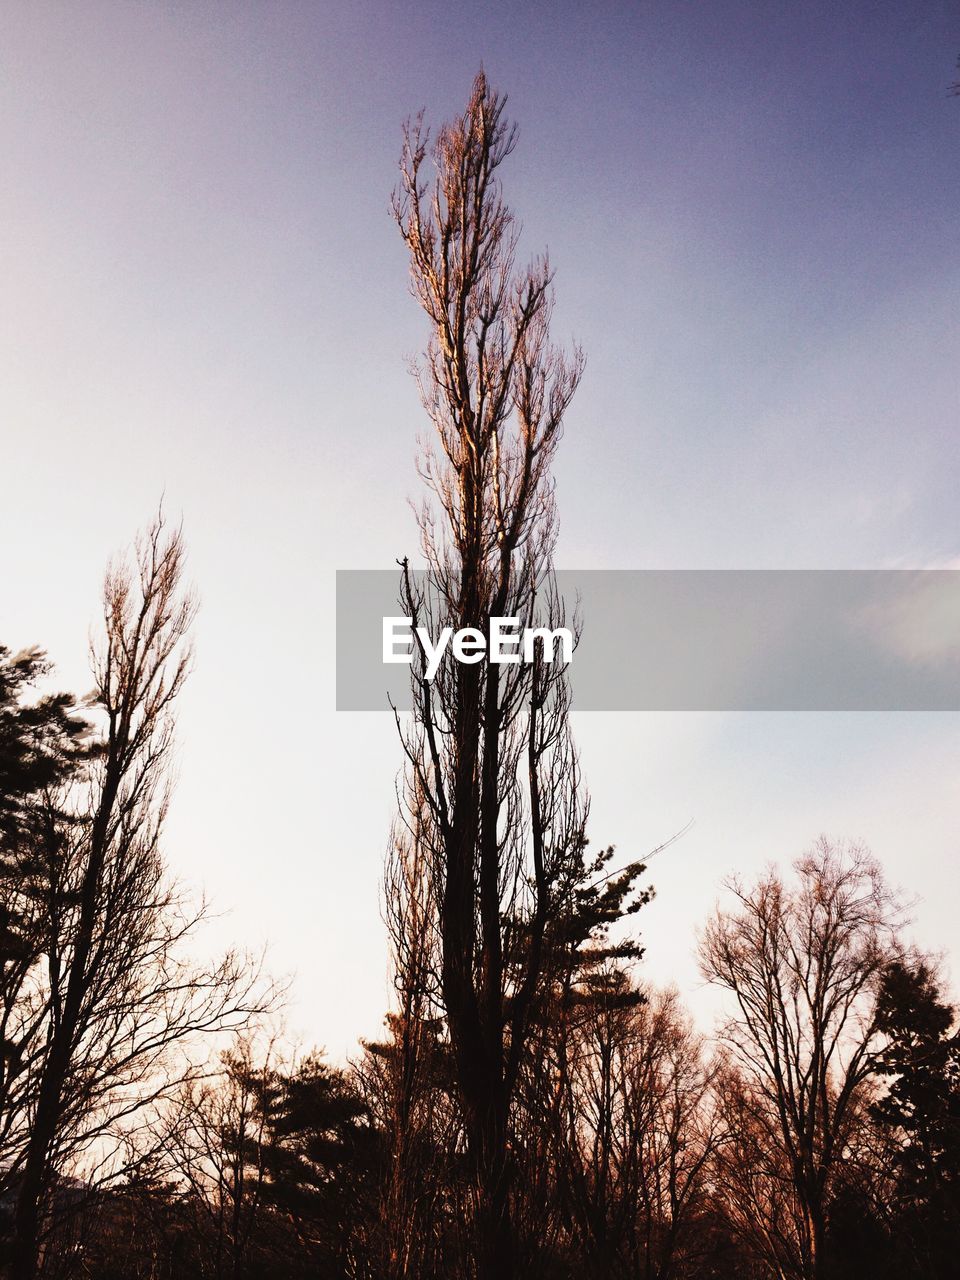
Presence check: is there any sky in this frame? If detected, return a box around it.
[1,1,958,1057]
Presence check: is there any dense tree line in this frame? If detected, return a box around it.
[2,74,957,1279]
[1,748,956,1280]
[0,529,955,1278]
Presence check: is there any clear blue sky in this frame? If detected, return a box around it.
[1,1,958,1054]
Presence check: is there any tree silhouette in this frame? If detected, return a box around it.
[0,646,90,1141]
[4,517,271,1280]
[391,71,648,1277]
[699,840,907,1280]
[871,959,960,1277]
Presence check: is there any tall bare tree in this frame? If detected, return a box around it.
[699,839,907,1280]
[392,72,646,1277]
[5,516,269,1280]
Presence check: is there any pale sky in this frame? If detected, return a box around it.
[2,2,958,1056]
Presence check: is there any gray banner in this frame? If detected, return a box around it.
[336,570,960,711]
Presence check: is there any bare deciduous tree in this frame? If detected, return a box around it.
[550,980,718,1279]
[391,71,645,1278]
[169,1035,276,1280]
[358,803,463,1280]
[5,516,272,1280]
[699,839,907,1280]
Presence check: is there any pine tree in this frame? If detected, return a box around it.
[872,959,960,1276]
[0,645,90,1208]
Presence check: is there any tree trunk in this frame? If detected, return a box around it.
[8,1174,43,1280]
[476,1147,513,1280]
